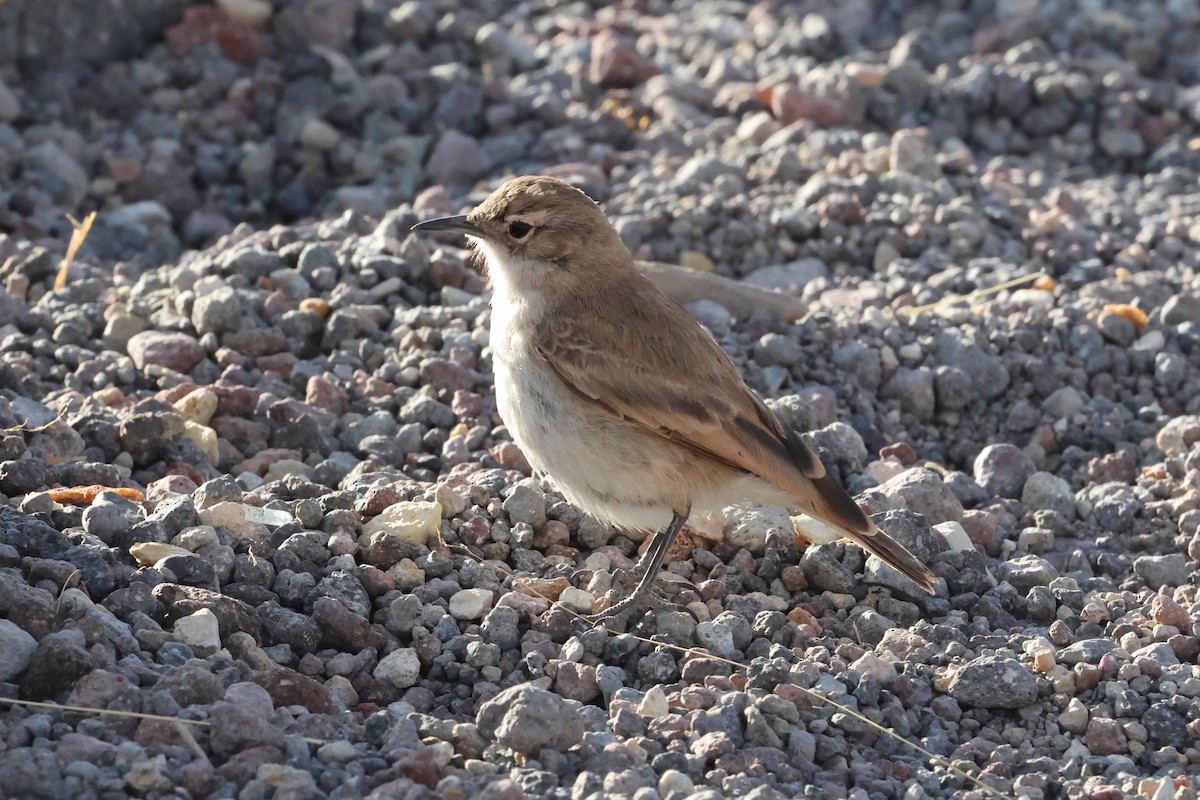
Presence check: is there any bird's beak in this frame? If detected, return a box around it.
[410,215,480,237]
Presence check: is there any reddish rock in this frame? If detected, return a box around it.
[460,516,491,547]
[451,390,483,419]
[232,448,302,476]
[146,474,200,507]
[212,384,260,417]
[879,442,918,464]
[496,590,550,617]
[210,416,269,455]
[533,520,570,550]
[490,442,531,475]
[127,331,205,373]
[359,565,395,597]
[589,29,657,89]
[424,130,488,187]
[355,484,404,518]
[305,375,349,416]
[257,352,297,374]
[1169,634,1200,662]
[768,84,844,127]
[216,745,284,784]
[53,733,116,771]
[554,661,599,703]
[1074,663,1102,691]
[134,718,190,750]
[253,667,334,714]
[121,149,202,219]
[412,185,456,219]
[359,531,410,570]
[780,564,808,593]
[420,358,475,393]
[1088,451,1137,485]
[106,156,141,184]
[961,509,1000,551]
[1083,718,1126,756]
[179,761,214,797]
[312,597,383,651]
[1048,619,1074,646]
[691,731,737,760]
[153,663,225,707]
[67,669,139,711]
[1151,592,1191,630]
[396,748,440,789]
[681,657,732,687]
[226,327,286,357]
[166,6,262,65]
[161,465,205,489]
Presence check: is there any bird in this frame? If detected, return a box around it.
[412,175,937,622]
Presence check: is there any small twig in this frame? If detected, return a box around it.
[900,271,1047,316]
[2,404,69,434]
[0,698,328,746]
[54,211,97,291]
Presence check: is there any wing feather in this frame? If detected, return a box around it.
[533,283,855,521]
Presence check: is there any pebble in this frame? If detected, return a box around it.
[973,443,1036,499]
[876,467,964,524]
[374,648,421,689]
[0,618,36,680]
[360,500,442,544]
[476,683,585,755]
[449,588,494,620]
[1021,472,1076,519]
[947,656,1039,709]
[424,130,488,186]
[502,482,546,528]
[1133,554,1190,589]
[173,608,222,653]
[882,367,936,421]
[126,331,206,373]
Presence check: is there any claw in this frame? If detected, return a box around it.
[569,509,690,630]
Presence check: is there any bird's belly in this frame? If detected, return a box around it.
[493,353,687,531]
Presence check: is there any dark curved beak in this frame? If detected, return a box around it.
[410,215,480,237]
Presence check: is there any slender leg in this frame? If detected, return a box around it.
[582,508,689,625]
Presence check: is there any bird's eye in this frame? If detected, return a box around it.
[508,221,533,239]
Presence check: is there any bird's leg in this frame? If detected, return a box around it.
[582,508,689,626]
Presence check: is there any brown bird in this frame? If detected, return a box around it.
[413,176,937,621]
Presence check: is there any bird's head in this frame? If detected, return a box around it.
[412,175,632,293]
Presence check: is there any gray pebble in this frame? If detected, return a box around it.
[973,443,1036,499]
[1133,554,1190,589]
[1021,472,1075,518]
[947,656,1038,709]
[476,683,584,755]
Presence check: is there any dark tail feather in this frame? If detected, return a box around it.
[843,524,938,593]
[786,451,939,594]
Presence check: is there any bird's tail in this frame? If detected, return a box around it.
[790,471,938,594]
[793,514,938,593]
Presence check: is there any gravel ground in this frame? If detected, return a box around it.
[1,1,1199,798]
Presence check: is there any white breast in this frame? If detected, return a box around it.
[482,243,697,532]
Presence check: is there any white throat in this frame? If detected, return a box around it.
[473,237,550,309]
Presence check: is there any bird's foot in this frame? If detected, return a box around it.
[573,510,691,631]
[579,587,677,630]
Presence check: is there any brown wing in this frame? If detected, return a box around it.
[534,278,937,593]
